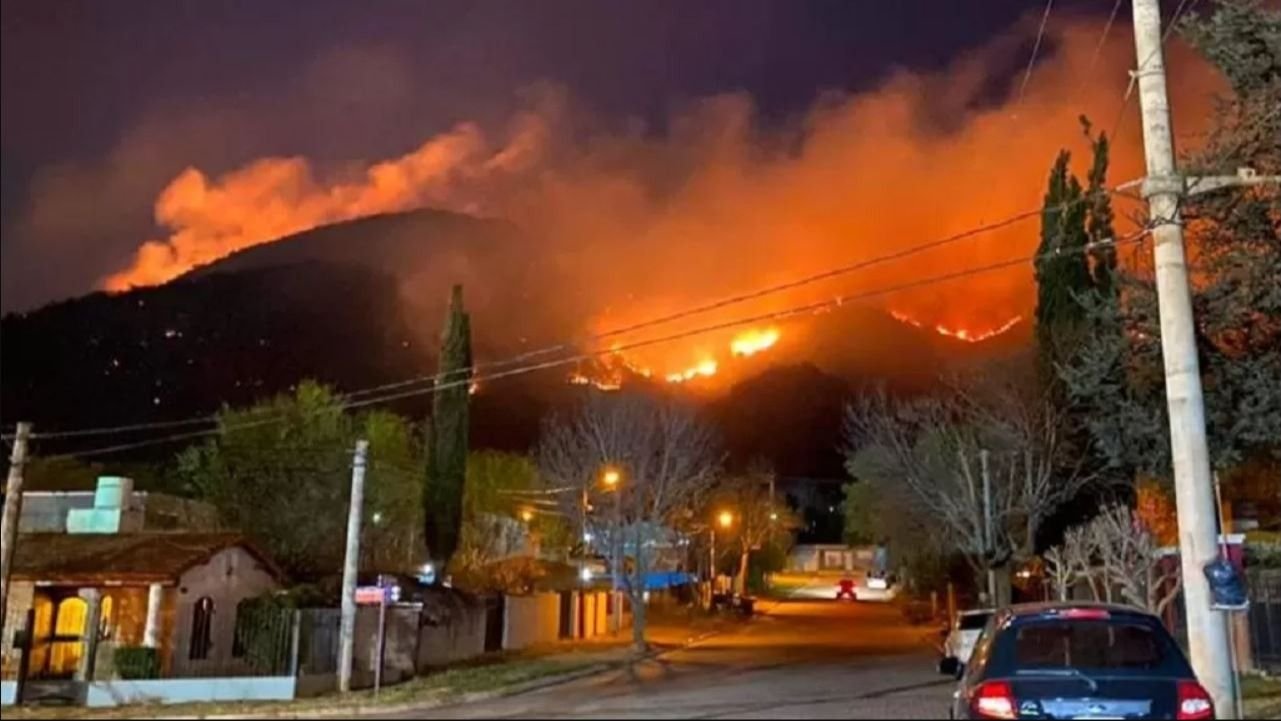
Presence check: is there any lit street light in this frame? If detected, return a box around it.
[718,510,734,529]
[602,468,621,488]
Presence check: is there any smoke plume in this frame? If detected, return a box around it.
[99,14,1218,374]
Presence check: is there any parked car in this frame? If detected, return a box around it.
[940,603,1215,720]
[939,608,994,672]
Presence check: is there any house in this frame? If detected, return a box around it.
[786,544,877,573]
[1,477,283,684]
[2,533,284,681]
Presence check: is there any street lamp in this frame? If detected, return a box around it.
[710,510,735,589]
[602,468,621,488]
[520,508,534,523]
[600,465,624,635]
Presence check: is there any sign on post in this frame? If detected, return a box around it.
[355,586,390,605]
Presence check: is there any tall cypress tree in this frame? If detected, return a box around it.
[424,285,472,570]
[1083,124,1118,295]
[1034,150,1093,369]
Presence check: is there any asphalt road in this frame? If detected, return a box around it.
[409,582,957,719]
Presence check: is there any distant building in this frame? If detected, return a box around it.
[14,476,218,534]
[787,544,876,574]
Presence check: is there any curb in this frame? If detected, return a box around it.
[191,620,744,720]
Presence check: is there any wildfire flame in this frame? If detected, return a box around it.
[666,359,718,384]
[566,327,781,389]
[890,310,1024,344]
[730,327,780,357]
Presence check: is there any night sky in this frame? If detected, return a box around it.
[1,0,1117,312]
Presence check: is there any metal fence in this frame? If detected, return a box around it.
[1248,569,1281,672]
[169,603,297,679]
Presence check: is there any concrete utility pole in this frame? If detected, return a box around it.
[337,440,369,693]
[0,422,33,635]
[1129,1,1238,715]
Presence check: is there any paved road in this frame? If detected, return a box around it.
[409,586,956,719]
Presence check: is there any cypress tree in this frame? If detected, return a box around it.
[424,285,472,570]
[1034,150,1093,368]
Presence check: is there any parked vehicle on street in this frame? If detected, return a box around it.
[940,603,1215,720]
[939,608,994,672]
[836,578,857,601]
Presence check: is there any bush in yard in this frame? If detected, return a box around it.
[113,647,159,680]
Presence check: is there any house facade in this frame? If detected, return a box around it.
[1,477,282,683]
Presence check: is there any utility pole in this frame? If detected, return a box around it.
[980,449,996,606]
[0,422,32,635]
[1128,1,1241,716]
[337,440,369,694]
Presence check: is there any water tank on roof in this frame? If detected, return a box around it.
[94,476,133,509]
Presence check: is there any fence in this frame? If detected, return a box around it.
[1248,569,1281,672]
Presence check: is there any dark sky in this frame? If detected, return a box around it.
[1,0,1112,312]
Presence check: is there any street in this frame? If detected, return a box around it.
[404,584,955,719]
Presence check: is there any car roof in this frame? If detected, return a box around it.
[960,608,994,616]
[999,601,1159,622]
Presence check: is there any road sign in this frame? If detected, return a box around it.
[355,586,389,605]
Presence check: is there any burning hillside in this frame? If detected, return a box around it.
[85,13,1217,388]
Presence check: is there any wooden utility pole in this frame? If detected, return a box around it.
[0,422,33,635]
[337,439,369,693]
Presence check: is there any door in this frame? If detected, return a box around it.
[483,595,505,653]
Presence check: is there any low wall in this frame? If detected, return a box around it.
[418,603,485,669]
[1,680,16,707]
[503,593,560,651]
[295,672,337,698]
[83,677,296,708]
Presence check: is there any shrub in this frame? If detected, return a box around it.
[113,647,159,680]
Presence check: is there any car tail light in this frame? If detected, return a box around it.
[1057,608,1111,620]
[1177,680,1214,720]
[971,681,1017,720]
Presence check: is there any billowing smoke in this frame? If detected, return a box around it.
[99,14,1218,375]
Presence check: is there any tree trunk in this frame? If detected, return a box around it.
[737,549,749,596]
[631,589,647,652]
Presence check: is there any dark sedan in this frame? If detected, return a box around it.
[941,603,1215,720]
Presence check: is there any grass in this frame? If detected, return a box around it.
[1242,673,1281,720]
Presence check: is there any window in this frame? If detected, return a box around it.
[959,612,992,630]
[189,597,214,660]
[1014,621,1165,669]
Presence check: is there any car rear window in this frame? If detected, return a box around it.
[959,613,991,630]
[1012,621,1167,669]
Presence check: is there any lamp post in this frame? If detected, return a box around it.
[710,510,734,593]
[602,466,623,634]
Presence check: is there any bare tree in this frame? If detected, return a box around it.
[1044,504,1181,613]
[844,361,1093,602]
[716,465,799,595]
[539,390,721,650]
[1043,546,1074,602]
[1089,504,1181,614]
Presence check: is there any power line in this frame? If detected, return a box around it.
[38,221,1157,461]
[17,185,1142,449]
[1086,0,1126,80]
[1110,0,1199,142]
[1017,0,1057,105]
[14,200,1061,442]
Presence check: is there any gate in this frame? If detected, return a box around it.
[558,591,574,639]
[482,595,505,653]
[1248,569,1281,672]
